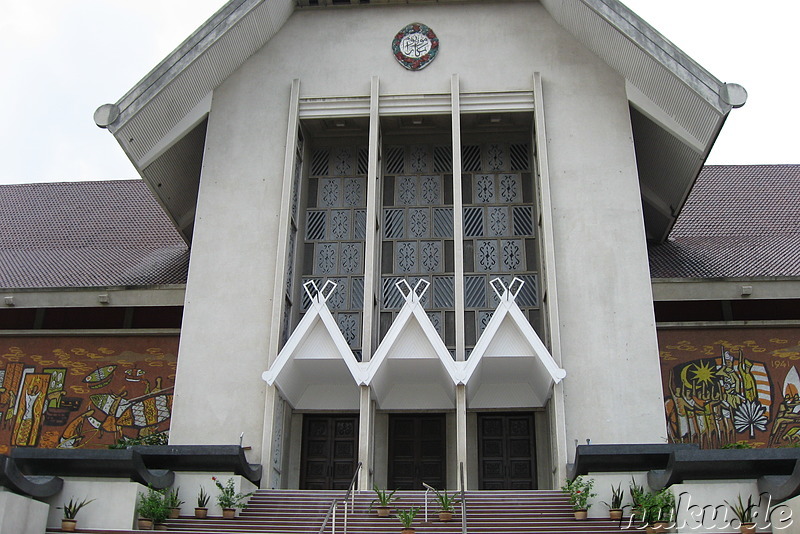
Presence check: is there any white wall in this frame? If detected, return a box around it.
[170,1,664,468]
[0,489,48,534]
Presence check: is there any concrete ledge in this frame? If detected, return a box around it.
[648,448,800,491]
[11,448,174,489]
[759,455,800,503]
[569,443,698,479]
[0,455,62,499]
[134,445,262,485]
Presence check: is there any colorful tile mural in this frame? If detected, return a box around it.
[659,328,800,448]
[0,336,177,453]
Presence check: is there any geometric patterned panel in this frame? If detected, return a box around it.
[498,174,521,203]
[381,142,454,350]
[462,141,540,348]
[512,206,534,236]
[298,143,368,355]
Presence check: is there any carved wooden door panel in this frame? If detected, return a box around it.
[388,414,446,490]
[478,413,536,490]
[300,414,359,490]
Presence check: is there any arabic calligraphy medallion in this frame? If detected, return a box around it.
[392,23,439,71]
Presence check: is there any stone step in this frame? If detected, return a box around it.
[45,489,702,534]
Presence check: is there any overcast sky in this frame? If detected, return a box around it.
[0,0,796,185]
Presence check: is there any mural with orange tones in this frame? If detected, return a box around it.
[0,336,177,454]
[658,328,800,449]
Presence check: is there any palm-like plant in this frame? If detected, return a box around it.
[60,497,95,520]
[370,484,398,510]
[725,494,757,525]
[397,507,419,529]
[434,489,459,511]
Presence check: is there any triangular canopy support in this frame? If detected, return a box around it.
[365,280,460,410]
[262,280,365,409]
[462,277,566,409]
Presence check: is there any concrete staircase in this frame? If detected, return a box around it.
[48,489,641,533]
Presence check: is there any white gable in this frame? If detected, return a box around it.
[262,281,365,409]
[463,278,566,408]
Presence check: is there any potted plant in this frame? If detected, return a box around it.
[433,488,459,521]
[165,487,184,519]
[562,476,596,520]
[635,488,675,533]
[601,483,628,520]
[725,494,757,534]
[137,486,169,530]
[58,497,94,532]
[397,507,419,534]
[369,484,397,517]
[195,486,210,518]
[213,476,255,519]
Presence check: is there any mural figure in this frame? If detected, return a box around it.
[769,367,800,446]
[664,346,771,448]
[660,330,800,448]
[0,337,177,450]
[12,374,50,447]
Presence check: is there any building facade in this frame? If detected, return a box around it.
[2,0,754,495]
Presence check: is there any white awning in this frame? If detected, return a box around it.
[262,281,365,410]
[462,279,566,409]
[365,280,460,410]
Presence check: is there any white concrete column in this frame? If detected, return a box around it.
[260,79,301,485]
[359,76,380,490]
[362,75,381,362]
[450,74,465,361]
[358,385,374,489]
[456,384,468,489]
[533,72,567,487]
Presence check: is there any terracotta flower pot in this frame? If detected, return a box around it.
[154,522,168,530]
[138,517,154,530]
[401,529,415,534]
[222,507,236,519]
[646,520,670,534]
[194,507,208,518]
[61,519,77,532]
[574,509,588,520]
[439,510,453,521]
[169,507,180,519]
[376,506,390,517]
[609,508,623,521]
[740,522,756,534]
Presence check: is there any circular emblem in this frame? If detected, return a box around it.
[392,23,439,71]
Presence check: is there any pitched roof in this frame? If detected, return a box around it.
[96,0,744,245]
[4,164,795,290]
[0,180,188,289]
[648,165,800,279]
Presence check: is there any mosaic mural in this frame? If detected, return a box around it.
[0,336,177,452]
[659,328,800,448]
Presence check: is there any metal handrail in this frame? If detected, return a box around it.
[341,462,362,534]
[317,462,362,534]
[318,499,340,534]
[422,482,436,522]
[460,462,467,534]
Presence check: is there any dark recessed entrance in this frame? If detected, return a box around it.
[300,414,359,490]
[388,414,446,490]
[478,412,537,489]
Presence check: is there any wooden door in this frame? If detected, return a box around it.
[478,413,537,489]
[388,414,446,490]
[300,414,359,489]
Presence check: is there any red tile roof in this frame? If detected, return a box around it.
[0,180,188,288]
[649,165,800,278]
[2,165,797,289]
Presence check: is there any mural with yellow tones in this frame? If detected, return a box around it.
[659,328,800,448]
[0,336,177,453]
